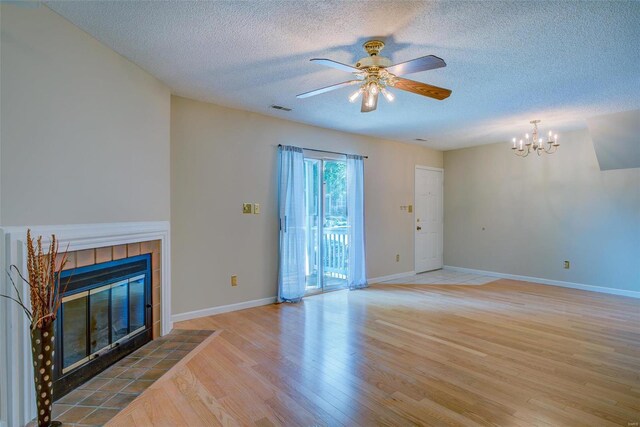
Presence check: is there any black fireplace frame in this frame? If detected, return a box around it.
[53,254,152,399]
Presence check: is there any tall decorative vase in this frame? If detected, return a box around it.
[1,230,67,427]
[30,321,56,427]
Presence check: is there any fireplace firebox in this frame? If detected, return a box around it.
[53,254,152,399]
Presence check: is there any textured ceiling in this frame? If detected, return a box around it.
[45,1,640,150]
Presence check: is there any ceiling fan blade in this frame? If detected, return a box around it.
[311,58,361,73]
[384,55,446,76]
[296,80,360,99]
[361,91,378,113]
[393,77,452,100]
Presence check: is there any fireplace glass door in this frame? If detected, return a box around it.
[129,275,146,333]
[111,280,129,343]
[89,285,110,354]
[61,293,88,371]
[60,274,148,374]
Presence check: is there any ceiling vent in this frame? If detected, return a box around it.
[270,105,292,112]
[414,138,428,142]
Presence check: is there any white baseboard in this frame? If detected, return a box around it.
[171,296,277,323]
[368,271,416,284]
[444,265,640,299]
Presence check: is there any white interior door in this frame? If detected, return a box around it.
[414,167,443,273]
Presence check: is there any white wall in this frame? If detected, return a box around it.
[444,128,640,292]
[0,4,170,226]
[171,96,443,315]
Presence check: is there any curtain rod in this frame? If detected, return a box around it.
[278,144,368,159]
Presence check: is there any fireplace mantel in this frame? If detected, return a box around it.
[0,221,171,427]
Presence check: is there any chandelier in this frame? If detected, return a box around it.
[511,120,559,157]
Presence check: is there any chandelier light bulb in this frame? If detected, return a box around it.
[512,137,517,149]
[381,88,394,102]
[370,83,379,95]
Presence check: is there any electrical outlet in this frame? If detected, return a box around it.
[563,261,570,269]
[231,275,238,286]
[396,254,400,262]
[242,203,253,214]
[254,203,260,214]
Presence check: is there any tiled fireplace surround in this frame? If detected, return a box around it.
[62,241,163,339]
[0,222,171,427]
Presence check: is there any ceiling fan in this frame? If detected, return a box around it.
[297,40,452,113]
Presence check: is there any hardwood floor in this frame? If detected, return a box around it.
[107,279,640,426]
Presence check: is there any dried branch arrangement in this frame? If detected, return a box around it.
[3,230,68,328]
[1,230,70,426]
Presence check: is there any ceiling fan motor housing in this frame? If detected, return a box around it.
[356,56,393,69]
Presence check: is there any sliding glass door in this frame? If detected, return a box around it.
[303,156,349,293]
[322,160,348,290]
[304,158,322,292]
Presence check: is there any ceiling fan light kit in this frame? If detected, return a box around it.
[511,120,559,158]
[297,40,452,113]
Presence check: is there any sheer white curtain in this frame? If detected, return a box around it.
[347,155,367,289]
[277,145,306,302]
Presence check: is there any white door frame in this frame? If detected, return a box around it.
[414,165,444,273]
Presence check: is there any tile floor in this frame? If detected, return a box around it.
[29,329,214,427]
[379,268,497,285]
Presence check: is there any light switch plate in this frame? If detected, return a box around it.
[231,275,238,286]
[242,203,253,214]
[254,203,260,214]
[408,205,413,213]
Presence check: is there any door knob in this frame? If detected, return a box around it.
[416,226,422,231]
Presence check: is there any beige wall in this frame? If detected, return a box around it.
[171,96,442,314]
[0,4,170,226]
[444,128,640,292]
